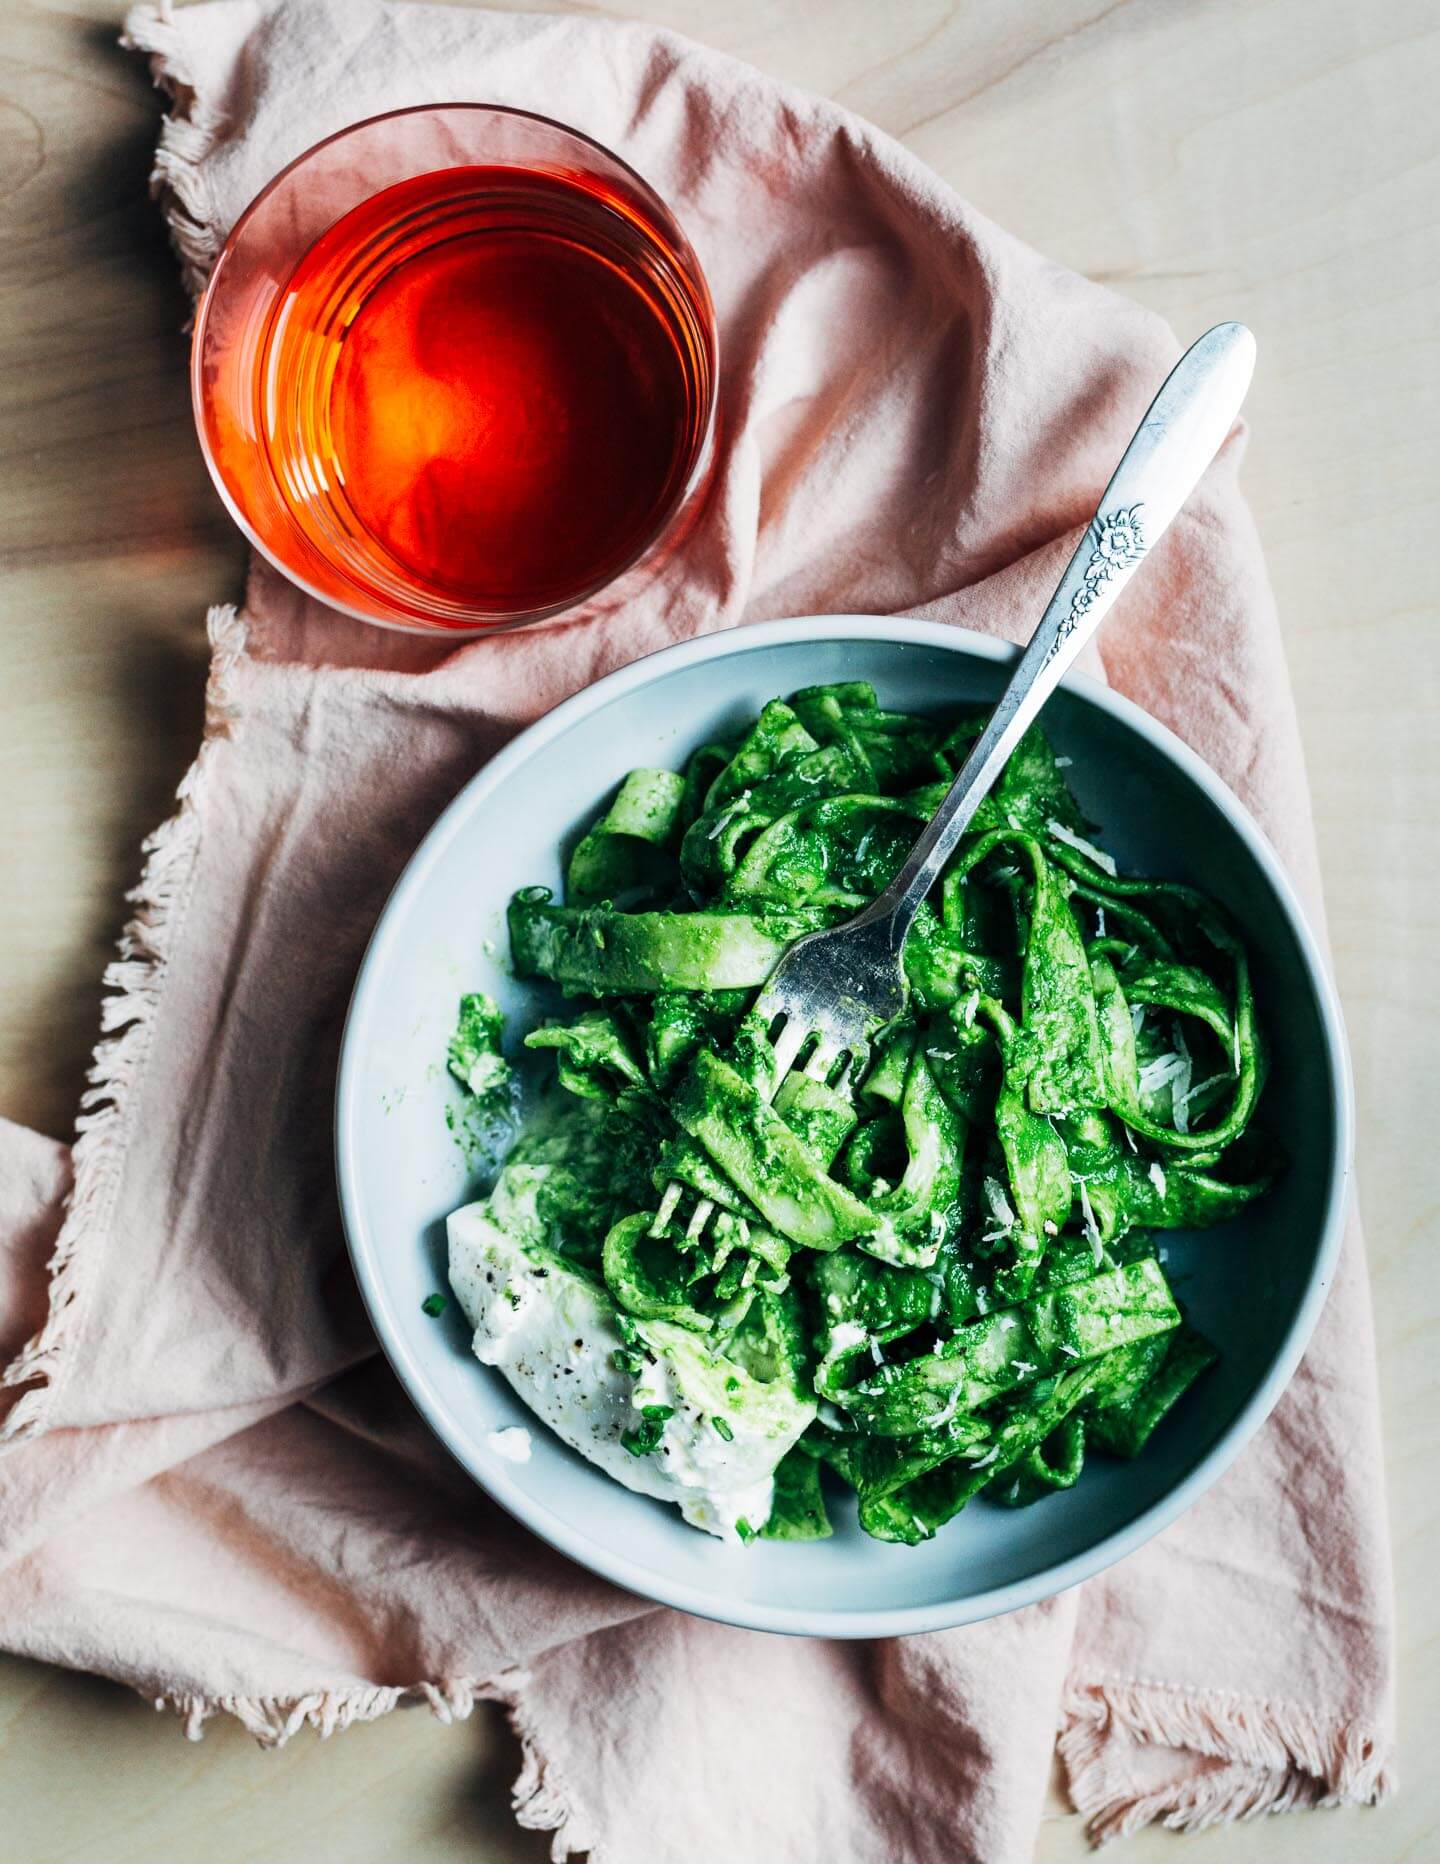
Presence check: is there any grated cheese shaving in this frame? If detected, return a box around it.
[1178,1071,1231,1123]
[1045,818,1118,875]
[1171,1024,1193,1132]
[1137,1052,1188,1097]
[983,1176,1017,1233]
[706,799,746,841]
[1078,1178,1103,1264]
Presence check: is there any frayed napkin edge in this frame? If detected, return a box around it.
[1059,1677,1394,1845]
[121,0,226,299]
[138,1660,1394,1858]
[151,1666,601,1860]
[0,605,248,1447]
[0,23,603,1860]
[0,0,238,1447]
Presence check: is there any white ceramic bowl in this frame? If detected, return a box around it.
[335,617,1351,1637]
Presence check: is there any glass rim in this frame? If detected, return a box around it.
[190,101,719,638]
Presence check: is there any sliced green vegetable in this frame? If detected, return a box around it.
[761,1444,833,1540]
[447,992,512,1110]
[989,1414,1087,1507]
[1088,1323,1218,1458]
[510,890,822,993]
[675,1050,879,1253]
[839,1257,1180,1437]
[567,767,686,907]
[525,1008,645,1102]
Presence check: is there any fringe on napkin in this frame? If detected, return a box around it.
[152,1668,600,1861]
[0,606,247,1447]
[144,1662,1392,1855]
[7,20,602,1858]
[1059,1678,1393,1843]
[1,0,246,1447]
[121,0,227,296]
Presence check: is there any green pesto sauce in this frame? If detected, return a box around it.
[446,684,1275,1546]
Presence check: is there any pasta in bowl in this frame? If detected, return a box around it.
[336,618,1350,1635]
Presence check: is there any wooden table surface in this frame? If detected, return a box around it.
[2,1,1436,1857]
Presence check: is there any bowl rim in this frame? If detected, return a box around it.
[334,614,1354,1638]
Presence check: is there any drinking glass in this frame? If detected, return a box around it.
[192,105,718,634]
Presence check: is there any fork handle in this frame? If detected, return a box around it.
[856,320,1257,951]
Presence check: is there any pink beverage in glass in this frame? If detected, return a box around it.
[193,108,718,633]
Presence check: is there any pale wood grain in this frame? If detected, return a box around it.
[0,0,1435,1857]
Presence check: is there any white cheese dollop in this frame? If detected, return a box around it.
[448,1188,814,1541]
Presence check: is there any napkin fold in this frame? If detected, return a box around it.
[0,2,1393,1856]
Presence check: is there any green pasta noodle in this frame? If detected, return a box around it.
[448,682,1276,1545]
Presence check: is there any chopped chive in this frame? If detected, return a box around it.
[620,1404,674,1457]
[712,1415,734,1441]
[421,1293,447,1318]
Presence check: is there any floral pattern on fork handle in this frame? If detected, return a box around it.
[1045,504,1146,662]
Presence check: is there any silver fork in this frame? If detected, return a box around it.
[661,322,1257,1240]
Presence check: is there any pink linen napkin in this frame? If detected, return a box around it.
[0,1,1394,1855]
